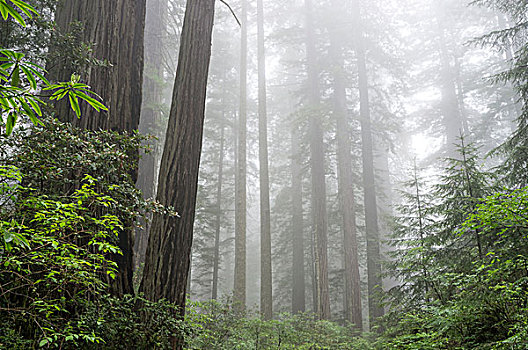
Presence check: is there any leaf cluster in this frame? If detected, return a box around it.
[0,0,107,135]
[0,171,122,348]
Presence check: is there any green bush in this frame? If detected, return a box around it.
[0,170,122,348]
[184,299,371,350]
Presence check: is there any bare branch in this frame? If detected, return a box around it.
[219,0,241,27]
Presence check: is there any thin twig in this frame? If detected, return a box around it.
[219,0,241,27]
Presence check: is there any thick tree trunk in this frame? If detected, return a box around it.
[328,15,362,329]
[351,0,384,325]
[212,125,225,300]
[304,0,330,320]
[291,124,306,314]
[139,0,216,339]
[257,0,273,321]
[52,1,145,134]
[52,0,146,297]
[234,0,248,308]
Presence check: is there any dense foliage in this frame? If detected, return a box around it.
[1,0,528,349]
[184,300,371,350]
[0,120,147,348]
[382,143,528,349]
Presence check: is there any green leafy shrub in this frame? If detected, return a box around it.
[0,118,148,250]
[184,299,371,349]
[74,294,183,350]
[0,119,153,348]
[0,170,122,348]
[380,186,528,349]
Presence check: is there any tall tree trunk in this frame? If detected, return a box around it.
[374,140,397,294]
[434,6,463,155]
[351,0,384,325]
[413,161,429,300]
[454,57,470,136]
[136,0,168,271]
[234,0,248,308]
[212,124,225,300]
[52,1,145,133]
[459,137,484,260]
[328,13,362,329]
[51,0,146,296]
[291,124,306,314]
[257,0,273,320]
[139,2,216,347]
[304,0,330,320]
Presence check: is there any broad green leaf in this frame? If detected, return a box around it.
[0,3,9,20]
[1,62,14,70]
[76,90,108,111]
[68,92,81,118]
[24,65,49,86]
[28,97,43,116]
[49,88,69,101]
[21,99,41,126]
[4,2,26,26]
[5,112,15,135]
[10,0,37,17]
[0,96,9,108]
[11,63,19,87]
[20,65,36,89]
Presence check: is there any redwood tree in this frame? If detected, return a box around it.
[352,0,384,324]
[257,0,273,320]
[305,0,331,320]
[234,0,248,308]
[328,3,362,328]
[51,0,146,296]
[140,0,216,330]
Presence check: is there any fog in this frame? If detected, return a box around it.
[136,0,518,328]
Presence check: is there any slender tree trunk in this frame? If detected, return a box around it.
[234,0,248,308]
[434,8,463,155]
[140,3,216,348]
[310,219,318,313]
[136,0,168,271]
[351,0,384,325]
[257,0,273,320]
[459,137,483,260]
[454,57,470,136]
[212,125,225,300]
[304,0,330,320]
[413,161,429,300]
[51,0,146,297]
[291,124,306,314]
[374,141,397,294]
[328,15,362,329]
